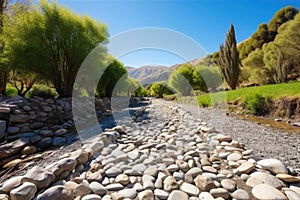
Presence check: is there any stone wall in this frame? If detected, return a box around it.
[0,96,73,141]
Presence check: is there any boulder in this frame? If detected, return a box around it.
[22,166,55,189]
[10,182,37,200]
[36,185,73,200]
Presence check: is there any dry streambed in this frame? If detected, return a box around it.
[0,99,300,200]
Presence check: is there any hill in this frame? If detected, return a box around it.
[126,66,173,86]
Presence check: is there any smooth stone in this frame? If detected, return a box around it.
[89,181,107,196]
[106,167,122,178]
[52,137,66,147]
[202,166,217,174]
[252,184,287,200]
[154,189,169,200]
[30,122,44,130]
[10,182,37,200]
[227,153,242,161]
[173,172,185,181]
[220,179,236,192]
[118,188,137,199]
[0,120,6,139]
[180,182,200,196]
[21,146,37,155]
[36,137,53,149]
[248,172,285,189]
[163,176,178,192]
[46,158,77,177]
[138,189,154,200]
[81,194,102,200]
[257,158,288,174]
[7,127,20,135]
[167,190,188,200]
[185,167,203,183]
[230,189,250,200]
[194,175,215,191]
[283,188,300,200]
[36,185,73,200]
[73,183,92,197]
[105,183,124,191]
[0,138,30,159]
[1,176,23,192]
[144,166,158,177]
[0,194,9,200]
[22,166,55,190]
[115,174,130,185]
[234,162,255,175]
[54,129,68,136]
[210,188,229,199]
[199,192,214,200]
[276,174,300,183]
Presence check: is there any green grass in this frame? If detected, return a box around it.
[197,81,300,107]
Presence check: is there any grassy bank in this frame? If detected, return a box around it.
[197,81,300,115]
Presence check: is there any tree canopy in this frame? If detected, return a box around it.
[3,0,108,97]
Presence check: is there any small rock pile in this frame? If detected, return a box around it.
[0,99,300,200]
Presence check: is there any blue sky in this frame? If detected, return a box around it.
[44,0,300,67]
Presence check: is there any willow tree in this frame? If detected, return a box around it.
[218,24,240,90]
[3,0,108,97]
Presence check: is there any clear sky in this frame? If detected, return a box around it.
[42,0,300,67]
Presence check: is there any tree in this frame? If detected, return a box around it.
[197,66,223,91]
[3,0,108,97]
[150,82,173,98]
[97,58,128,97]
[218,24,240,90]
[268,6,298,41]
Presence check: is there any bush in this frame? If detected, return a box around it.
[243,94,271,115]
[5,87,18,97]
[27,85,58,98]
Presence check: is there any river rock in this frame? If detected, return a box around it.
[138,189,154,200]
[30,122,44,130]
[154,189,169,199]
[36,185,73,200]
[163,176,178,192]
[1,176,23,192]
[257,158,288,174]
[118,188,137,199]
[7,127,20,135]
[0,137,30,159]
[0,194,9,200]
[167,190,188,200]
[230,189,250,200]
[36,137,53,149]
[22,166,55,189]
[10,114,29,123]
[247,171,285,189]
[180,182,200,196]
[234,161,255,175]
[276,174,300,183]
[221,179,236,192]
[81,194,102,200]
[21,146,37,155]
[89,181,107,196]
[10,182,37,200]
[46,158,77,177]
[194,175,215,191]
[252,184,287,200]
[52,137,66,147]
[210,188,229,199]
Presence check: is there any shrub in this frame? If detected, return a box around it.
[27,85,58,98]
[243,94,271,115]
[5,87,18,97]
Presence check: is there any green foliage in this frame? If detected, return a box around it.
[197,82,300,112]
[27,84,58,98]
[197,65,223,91]
[3,0,108,97]
[218,24,240,90]
[169,64,208,96]
[243,94,271,115]
[97,59,128,97]
[238,6,298,61]
[150,82,173,98]
[5,86,18,97]
[133,86,149,97]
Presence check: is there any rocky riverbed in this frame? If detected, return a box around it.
[0,98,300,200]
